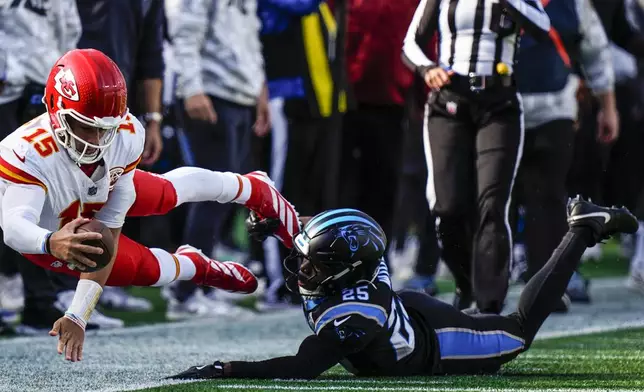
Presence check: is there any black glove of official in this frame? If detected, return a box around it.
[245,211,281,242]
[166,361,225,380]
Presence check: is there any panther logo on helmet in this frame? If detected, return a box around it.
[336,225,381,255]
[53,68,79,102]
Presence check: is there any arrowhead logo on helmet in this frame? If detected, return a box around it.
[45,49,128,165]
[53,68,80,102]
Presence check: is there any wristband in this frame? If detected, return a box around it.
[143,112,163,123]
[43,232,53,254]
[64,279,103,331]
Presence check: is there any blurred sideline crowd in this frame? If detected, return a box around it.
[0,0,644,334]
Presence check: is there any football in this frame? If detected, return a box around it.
[75,219,114,272]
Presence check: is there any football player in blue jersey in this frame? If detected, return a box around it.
[167,196,636,379]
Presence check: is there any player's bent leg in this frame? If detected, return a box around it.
[129,169,300,248]
[103,235,257,293]
[128,170,179,217]
[25,234,257,293]
[128,167,244,217]
[513,197,638,347]
[399,290,524,375]
[164,168,300,247]
[128,167,250,216]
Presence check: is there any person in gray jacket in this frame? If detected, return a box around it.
[512,0,617,312]
[168,0,270,317]
[0,0,80,134]
[0,0,82,332]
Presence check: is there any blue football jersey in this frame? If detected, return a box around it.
[302,261,435,376]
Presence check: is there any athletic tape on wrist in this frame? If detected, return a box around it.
[65,279,103,330]
[64,312,87,330]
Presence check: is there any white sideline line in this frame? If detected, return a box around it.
[214,385,638,392]
[535,320,644,340]
[276,379,452,384]
[523,354,644,360]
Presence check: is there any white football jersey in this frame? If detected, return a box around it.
[0,113,145,231]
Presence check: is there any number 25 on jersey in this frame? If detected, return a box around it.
[342,286,370,301]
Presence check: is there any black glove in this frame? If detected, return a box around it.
[166,361,225,380]
[245,211,280,242]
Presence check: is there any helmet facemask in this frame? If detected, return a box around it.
[284,241,365,297]
[50,99,124,165]
[284,248,326,296]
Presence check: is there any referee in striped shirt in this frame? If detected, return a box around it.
[402,0,550,314]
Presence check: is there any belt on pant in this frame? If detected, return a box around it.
[449,73,514,92]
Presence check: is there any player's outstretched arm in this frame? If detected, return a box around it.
[1,185,101,269]
[50,166,135,363]
[49,226,121,362]
[167,334,343,380]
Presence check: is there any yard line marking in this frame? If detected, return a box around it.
[273,379,452,384]
[215,385,640,392]
[521,354,644,360]
[536,320,644,340]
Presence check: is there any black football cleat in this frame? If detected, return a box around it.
[567,195,638,244]
[166,361,225,380]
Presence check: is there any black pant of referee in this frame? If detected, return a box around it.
[424,73,523,314]
[513,120,574,281]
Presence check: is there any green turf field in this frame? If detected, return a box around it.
[1,275,642,392]
[139,328,644,392]
[0,236,640,392]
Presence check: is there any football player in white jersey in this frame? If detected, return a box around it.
[0,49,300,362]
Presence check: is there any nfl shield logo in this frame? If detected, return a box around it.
[446,101,458,115]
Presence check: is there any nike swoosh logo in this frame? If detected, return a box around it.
[334,316,351,327]
[195,365,207,370]
[13,150,25,163]
[570,212,611,223]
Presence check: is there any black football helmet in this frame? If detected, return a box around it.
[284,208,387,296]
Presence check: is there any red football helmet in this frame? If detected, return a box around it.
[44,49,128,165]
